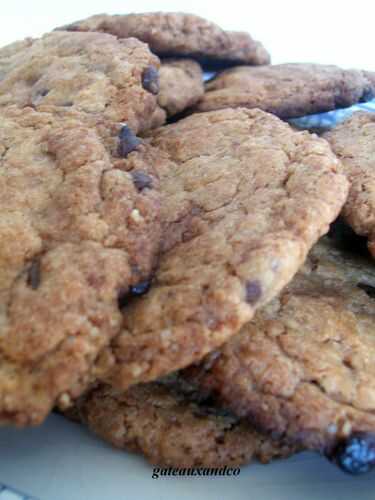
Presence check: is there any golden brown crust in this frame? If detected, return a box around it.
[196,64,375,118]
[0,106,161,425]
[184,238,375,452]
[324,112,375,257]
[158,59,204,116]
[94,108,348,391]
[73,380,297,467]
[0,31,163,133]
[56,12,270,67]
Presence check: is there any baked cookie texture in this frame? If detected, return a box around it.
[324,112,375,258]
[56,12,270,67]
[158,59,204,116]
[184,237,375,454]
[93,108,349,391]
[0,106,161,425]
[196,64,375,118]
[0,31,163,133]
[72,379,298,467]
[0,38,33,67]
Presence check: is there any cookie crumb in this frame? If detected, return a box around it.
[130,208,143,223]
[129,365,144,377]
[341,421,353,437]
[58,393,72,409]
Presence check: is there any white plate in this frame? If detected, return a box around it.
[0,414,374,500]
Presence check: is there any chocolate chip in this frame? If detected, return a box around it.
[130,280,151,296]
[360,86,375,103]
[141,65,160,95]
[329,433,375,474]
[118,126,141,158]
[117,279,152,310]
[27,260,41,290]
[245,280,262,304]
[131,171,153,191]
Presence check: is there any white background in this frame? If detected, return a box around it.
[1,0,375,70]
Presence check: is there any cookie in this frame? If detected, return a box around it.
[56,12,270,68]
[158,59,204,117]
[0,106,161,425]
[196,64,375,118]
[72,378,297,467]
[93,108,348,391]
[324,112,375,258]
[184,237,375,472]
[0,31,163,133]
[0,38,33,64]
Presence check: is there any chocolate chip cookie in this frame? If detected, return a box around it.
[158,59,204,117]
[0,31,163,133]
[71,379,297,467]
[184,237,375,472]
[0,106,161,425]
[196,64,375,118]
[56,12,270,68]
[93,108,348,391]
[324,112,375,258]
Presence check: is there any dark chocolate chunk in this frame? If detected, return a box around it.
[130,280,151,296]
[27,260,41,290]
[118,126,141,158]
[245,280,262,304]
[117,279,152,310]
[330,433,375,475]
[142,65,160,95]
[131,171,153,191]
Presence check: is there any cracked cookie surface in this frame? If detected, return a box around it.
[0,31,163,133]
[184,237,375,453]
[0,106,161,425]
[324,112,375,258]
[56,12,270,68]
[94,108,348,390]
[196,64,375,118]
[71,378,297,467]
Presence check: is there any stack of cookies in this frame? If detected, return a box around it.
[2,11,375,476]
